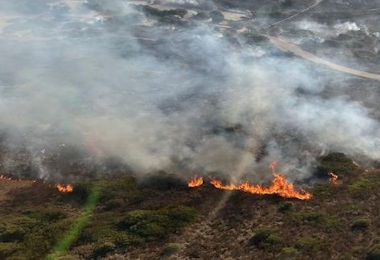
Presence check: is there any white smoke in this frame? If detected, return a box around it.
[0,0,379,181]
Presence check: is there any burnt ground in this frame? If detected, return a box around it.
[0,153,379,259]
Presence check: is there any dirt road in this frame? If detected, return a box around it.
[267,35,380,82]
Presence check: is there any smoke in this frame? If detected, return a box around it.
[0,0,379,181]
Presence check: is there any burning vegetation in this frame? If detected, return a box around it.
[56,184,74,193]
[329,172,339,185]
[187,176,203,187]
[0,174,73,193]
[188,161,312,200]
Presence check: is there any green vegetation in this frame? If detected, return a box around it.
[0,152,379,258]
[47,187,100,259]
[288,210,342,232]
[317,152,358,178]
[348,174,380,197]
[0,207,76,259]
[249,227,283,251]
[118,206,197,241]
[295,235,326,253]
[351,218,371,231]
[367,244,380,260]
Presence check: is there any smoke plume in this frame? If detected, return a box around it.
[0,0,379,182]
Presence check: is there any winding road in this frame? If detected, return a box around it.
[261,0,380,82]
[267,35,380,82]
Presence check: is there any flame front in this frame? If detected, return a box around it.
[189,161,312,200]
[188,176,203,187]
[210,174,311,200]
[329,172,338,185]
[0,175,13,181]
[56,184,74,193]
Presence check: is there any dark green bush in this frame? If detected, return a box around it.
[278,201,293,212]
[118,206,197,241]
[351,218,370,231]
[139,173,186,191]
[296,236,325,253]
[0,242,20,258]
[249,228,283,250]
[367,244,380,260]
[92,241,115,258]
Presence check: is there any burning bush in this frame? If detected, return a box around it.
[316,153,358,179]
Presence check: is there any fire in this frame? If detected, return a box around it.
[56,184,74,193]
[0,175,13,181]
[188,161,312,200]
[329,172,338,185]
[188,176,203,187]
[210,174,311,200]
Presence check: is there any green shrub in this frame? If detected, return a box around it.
[142,6,187,18]
[289,210,341,232]
[317,153,357,178]
[348,177,379,198]
[351,218,370,231]
[161,243,181,256]
[71,182,92,203]
[249,228,283,250]
[367,244,380,260]
[280,247,299,258]
[296,236,325,253]
[0,215,36,242]
[0,242,20,258]
[139,173,186,191]
[118,206,197,241]
[104,198,124,210]
[278,202,293,212]
[210,10,224,23]
[92,241,116,258]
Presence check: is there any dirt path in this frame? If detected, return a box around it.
[267,35,380,82]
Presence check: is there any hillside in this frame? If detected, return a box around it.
[0,153,379,259]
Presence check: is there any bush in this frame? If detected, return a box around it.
[317,153,357,178]
[249,228,283,250]
[71,182,92,203]
[118,206,197,242]
[280,247,299,258]
[351,218,370,231]
[348,176,379,198]
[139,173,186,191]
[0,242,20,258]
[161,243,181,256]
[92,242,115,258]
[367,244,380,260]
[210,10,224,23]
[296,236,325,253]
[278,202,293,212]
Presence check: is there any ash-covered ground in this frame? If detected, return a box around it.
[0,0,380,259]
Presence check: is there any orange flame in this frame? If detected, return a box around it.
[0,175,13,181]
[210,174,311,200]
[189,161,312,200]
[329,172,338,185]
[188,176,203,187]
[56,184,74,193]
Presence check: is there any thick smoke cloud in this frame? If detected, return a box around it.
[0,0,379,181]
